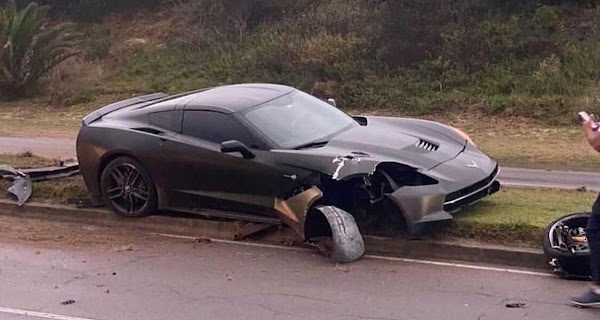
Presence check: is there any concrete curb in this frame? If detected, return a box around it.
[0,200,548,270]
[363,236,546,270]
[0,200,238,240]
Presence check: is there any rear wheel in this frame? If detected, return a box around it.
[100,156,157,217]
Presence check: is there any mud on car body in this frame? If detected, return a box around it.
[76,83,500,262]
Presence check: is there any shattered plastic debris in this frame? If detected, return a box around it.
[505,301,527,308]
[0,165,32,206]
[333,264,350,273]
[114,244,135,252]
[193,237,212,244]
[332,156,361,180]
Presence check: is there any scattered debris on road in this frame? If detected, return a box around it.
[333,264,350,273]
[193,237,212,244]
[60,299,76,305]
[505,301,527,308]
[115,244,135,252]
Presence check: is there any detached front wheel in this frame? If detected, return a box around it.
[307,205,365,263]
[100,156,157,217]
[543,212,591,280]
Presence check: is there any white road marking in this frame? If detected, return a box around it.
[0,307,95,320]
[151,232,553,278]
[364,254,553,277]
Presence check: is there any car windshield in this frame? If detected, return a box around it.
[243,91,357,148]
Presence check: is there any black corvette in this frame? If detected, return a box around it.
[77,83,500,262]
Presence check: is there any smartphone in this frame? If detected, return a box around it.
[578,111,599,130]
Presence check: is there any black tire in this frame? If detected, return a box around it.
[100,156,157,217]
[307,206,365,263]
[542,212,591,279]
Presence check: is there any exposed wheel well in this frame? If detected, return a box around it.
[304,208,332,240]
[318,172,409,236]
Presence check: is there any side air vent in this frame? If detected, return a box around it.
[415,139,439,152]
[132,127,164,135]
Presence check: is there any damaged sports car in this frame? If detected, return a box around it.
[77,84,500,262]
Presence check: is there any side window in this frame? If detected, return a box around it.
[148,110,183,132]
[183,111,260,148]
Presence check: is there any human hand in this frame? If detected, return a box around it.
[583,114,598,134]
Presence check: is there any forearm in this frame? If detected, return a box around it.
[586,131,600,152]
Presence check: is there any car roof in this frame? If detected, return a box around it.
[184,83,295,113]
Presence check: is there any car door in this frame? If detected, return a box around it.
[162,110,302,215]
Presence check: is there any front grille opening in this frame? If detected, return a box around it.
[415,139,439,152]
[443,181,500,212]
[445,165,498,203]
[443,166,500,212]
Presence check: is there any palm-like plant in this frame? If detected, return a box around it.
[0,0,79,97]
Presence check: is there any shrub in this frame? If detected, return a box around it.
[84,27,111,60]
[533,5,563,32]
[68,0,163,22]
[0,0,80,98]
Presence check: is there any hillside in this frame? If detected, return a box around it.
[0,0,599,126]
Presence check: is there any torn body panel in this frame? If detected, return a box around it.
[274,186,323,236]
[0,165,32,206]
[273,186,365,262]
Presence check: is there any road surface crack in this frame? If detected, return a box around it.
[259,292,334,303]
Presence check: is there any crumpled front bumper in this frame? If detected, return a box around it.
[387,144,500,235]
[0,165,32,206]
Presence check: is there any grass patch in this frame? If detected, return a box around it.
[0,176,87,204]
[0,153,88,204]
[449,116,600,171]
[448,187,596,245]
[0,153,57,168]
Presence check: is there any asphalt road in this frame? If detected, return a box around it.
[1,135,600,190]
[500,167,600,191]
[0,135,76,159]
[0,217,598,320]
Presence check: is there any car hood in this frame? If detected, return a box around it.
[269,116,467,179]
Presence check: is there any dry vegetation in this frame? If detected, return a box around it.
[0,1,599,170]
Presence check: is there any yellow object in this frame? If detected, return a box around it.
[571,235,588,243]
[451,127,477,147]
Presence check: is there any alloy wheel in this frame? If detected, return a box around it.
[104,163,149,214]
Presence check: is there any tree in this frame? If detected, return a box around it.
[0,0,79,97]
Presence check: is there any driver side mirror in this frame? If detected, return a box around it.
[221,140,255,159]
[327,98,337,107]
